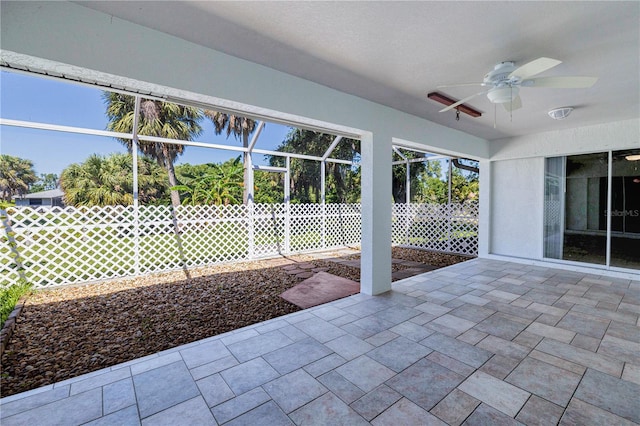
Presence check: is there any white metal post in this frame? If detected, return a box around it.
[447,158,453,252]
[321,161,326,249]
[246,153,255,259]
[405,160,411,245]
[285,156,291,254]
[132,96,141,276]
[606,151,613,268]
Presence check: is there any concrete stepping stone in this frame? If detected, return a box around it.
[280,272,360,308]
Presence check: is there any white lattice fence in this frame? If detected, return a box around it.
[1,202,477,288]
[392,202,479,256]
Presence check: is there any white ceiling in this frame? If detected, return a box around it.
[78,1,639,141]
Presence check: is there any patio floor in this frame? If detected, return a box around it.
[1,259,639,425]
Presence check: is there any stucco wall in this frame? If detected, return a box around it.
[486,119,640,261]
[489,157,544,259]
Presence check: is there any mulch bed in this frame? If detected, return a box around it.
[0,248,470,397]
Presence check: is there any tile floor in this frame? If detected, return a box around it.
[1,259,639,425]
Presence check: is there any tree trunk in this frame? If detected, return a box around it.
[162,144,181,207]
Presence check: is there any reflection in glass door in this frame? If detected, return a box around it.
[610,149,640,269]
[544,149,640,271]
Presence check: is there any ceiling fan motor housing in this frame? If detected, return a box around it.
[484,62,521,104]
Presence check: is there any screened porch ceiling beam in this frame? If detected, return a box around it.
[321,135,343,161]
[1,118,358,165]
[247,121,264,153]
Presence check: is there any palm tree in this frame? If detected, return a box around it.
[0,155,38,202]
[173,157,243,205]
[60,153,168,207]
[104,93,202,206]
[203,111,256,204]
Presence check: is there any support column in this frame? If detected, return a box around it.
[478,159,491,257]
[360,132,392,295]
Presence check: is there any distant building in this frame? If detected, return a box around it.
[15,188,65,207]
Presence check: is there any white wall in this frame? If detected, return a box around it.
[489,158,544,259]
[486,118,640,263]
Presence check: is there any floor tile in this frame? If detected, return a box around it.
[1,388,103,426]
[263,369,327,413]
[373,397,446,425]
[598,334,640,364]
[226,330,293,362]
[622,363,640,385]
[458,371,530,417]
[457,329,488,345]
[476,335,530,360]
[231,355,287,392]
[196,373,234,407]
[211,387,271,424]
[474,313,529,340]
[0,386,70,419]
[450,304,495,323]
[335,355,396,392]
[350,385,402,421]
[189,355,239,381]
[103,377,136,415]
[69,367,131,395]
[535,338,624,377]
[573,368,640,423]
[430,388,480,426]
[560,398,636,426]
[303,353,347,377]
[386,358,465,410]
[133,361,199,418]
[426,351,476,377]
[462,402,524,425]
[421,333,492,368]
[179,339,231,369]
[479,355,520,379]
[505,357,581,407]
[263,337,332,374]
[325,334,374,360]
[431,314,477,334]
[318,370,364,404]
[556,311,610,339]
[141,396,216,426]
[226,401,293,426]
[289,392,369,426]
[84,405,141,426]
[367,336,432,372]
[525,321,576,343]
[389,321,433,341]
[515,395,564,426]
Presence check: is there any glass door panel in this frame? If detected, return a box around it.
[563,152,609,265]
[610,149,640,269]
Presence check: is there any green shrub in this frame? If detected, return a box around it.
[0,281,33,329]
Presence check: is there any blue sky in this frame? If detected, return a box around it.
[0,71,292,176]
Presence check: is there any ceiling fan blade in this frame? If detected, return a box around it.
[502,95,522,112]
[439,90,488,113]
[437,82,485,89]
[526,76,598,88]
[509,57,562,80]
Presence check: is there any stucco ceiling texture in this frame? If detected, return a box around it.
[78,1,639,141]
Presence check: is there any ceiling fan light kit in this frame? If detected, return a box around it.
[548,107,574,120]
[435,57,598,117]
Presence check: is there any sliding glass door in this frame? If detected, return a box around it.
[544,149,640,271]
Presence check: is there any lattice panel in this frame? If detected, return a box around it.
[252,203,285,257]
[325,203,361,248]
[393,202,478,256]
[290,204,323,252]
[1,202,477,288]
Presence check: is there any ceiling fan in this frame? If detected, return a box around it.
[437,57,598,113]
